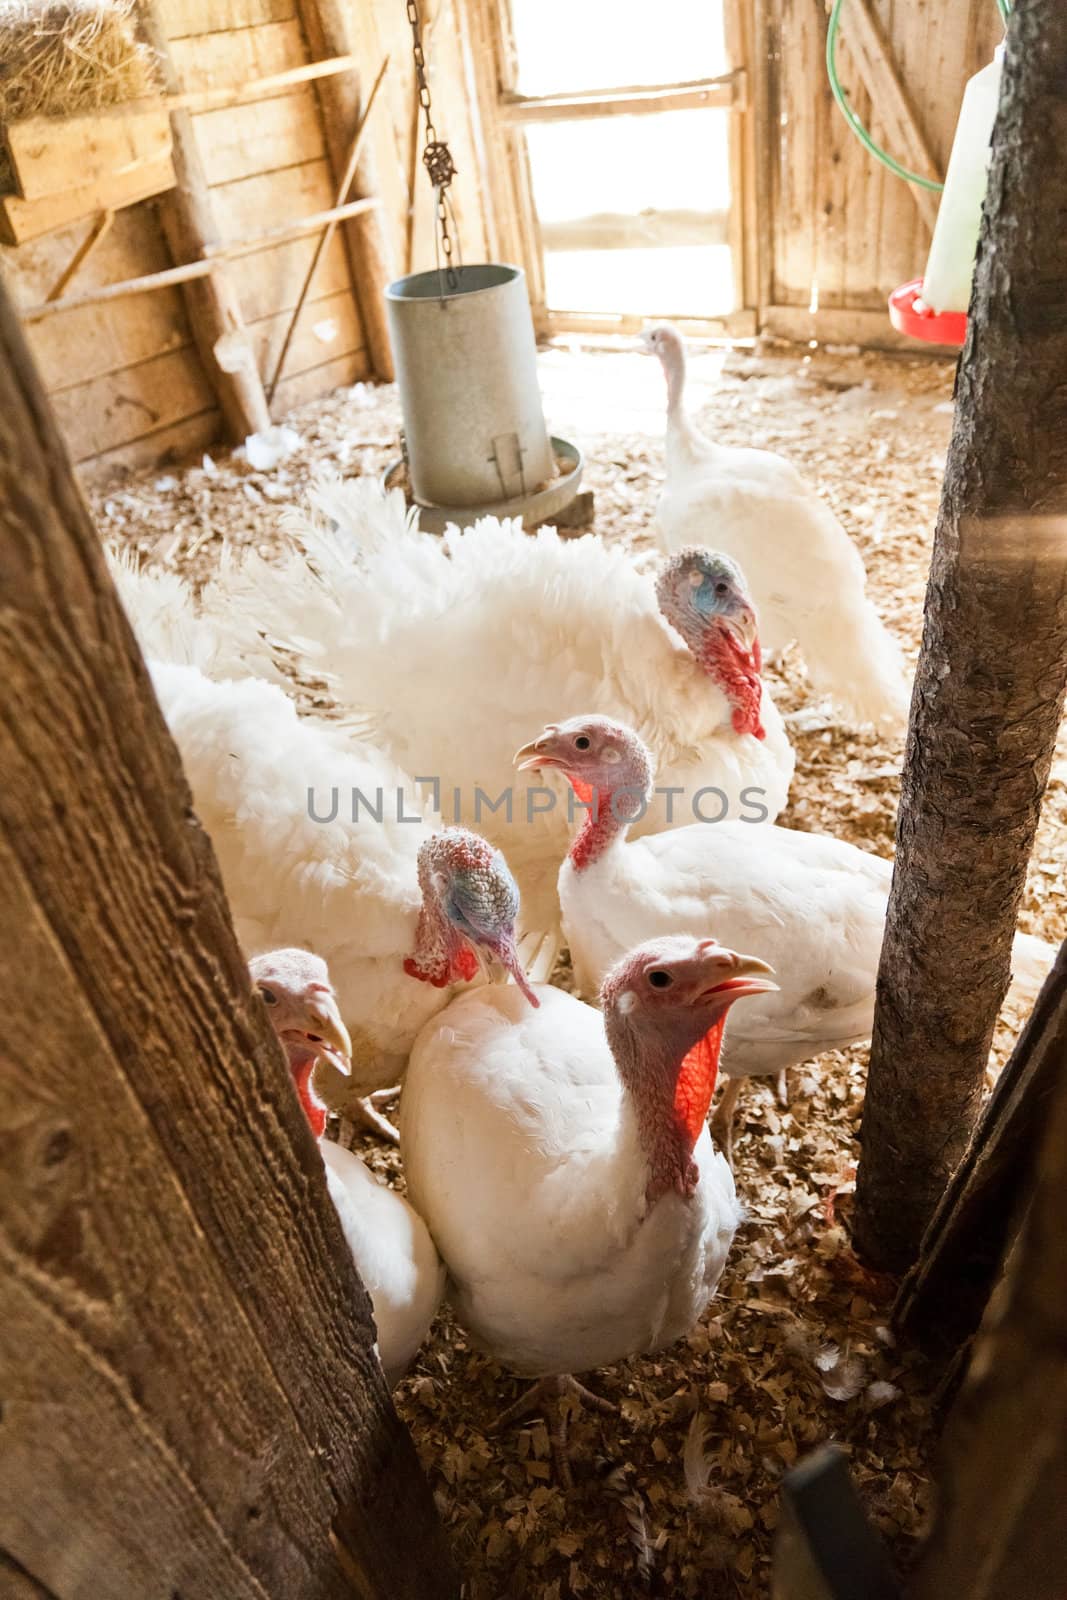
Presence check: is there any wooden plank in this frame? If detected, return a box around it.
[160,0,296,41]
[226,231,351,322]
[4,110,171,203]
[28,288,189,395]
[51,54,359,122]
[895,942,1067,1354]
[249,285,363,378]
[169,19,308,91]
[5,204,190,390]
[296,0,395,380]
[499,72,741,123]
[198,87,326,186]
[51,345,216,460]
[272,346,368,414]
[833,0,942,231]
[210,157,336,241]
[18,199,377,322]
[760,301,958,353]
[0,155,175,246]
[77,407,222,483]
[0,275,456,1598]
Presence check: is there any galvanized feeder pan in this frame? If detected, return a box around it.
[382,263,584,533]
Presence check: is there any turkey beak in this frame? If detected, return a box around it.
[698,949,778,1000]
[303,994,352,1073]
[514,732,560,773]
[724,606,758,655]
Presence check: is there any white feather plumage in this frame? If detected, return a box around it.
[645,323,911,732]
[400,981,741,1377]
[192,475,795,935]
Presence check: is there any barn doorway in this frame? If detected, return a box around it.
[468,0,755,336]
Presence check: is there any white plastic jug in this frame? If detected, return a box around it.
[921,44,1005,315]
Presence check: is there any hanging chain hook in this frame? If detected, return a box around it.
[406,0,459,294]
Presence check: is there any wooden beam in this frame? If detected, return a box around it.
[895,941,1067,1355]
[909,838,1067,1592]
[0,271,457,1600]
[45,211,116,302]
[0,154,175,246]
[266,57,388,405]
[832,0,942,232]
[19,198,381,321]
[3,109,171,202]
[498,71,741,123]
[295,0,395,380]
[852,0,1067,1273]
[141,0,270,441]
[760,302,959,354]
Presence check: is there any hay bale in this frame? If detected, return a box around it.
[0,0,162,193]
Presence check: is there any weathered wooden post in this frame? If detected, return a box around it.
[0,275,454,1599]
[853,0,1067,1272]
[908,957,1067,1600]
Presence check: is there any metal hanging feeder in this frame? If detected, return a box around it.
[380,0,585,534]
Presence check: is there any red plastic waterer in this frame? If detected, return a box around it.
[888,279,967,347]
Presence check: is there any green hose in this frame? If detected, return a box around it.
[825,0,1011,193]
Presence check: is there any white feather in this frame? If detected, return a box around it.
[400,983,741,1377]
[648,325,910,732]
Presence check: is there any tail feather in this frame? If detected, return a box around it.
[800,594,911,735]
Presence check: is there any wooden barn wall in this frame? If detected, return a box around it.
[0,0,489,481]
[346,0,492,277]
[761,0,1003,340]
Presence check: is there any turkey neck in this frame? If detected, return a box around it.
[288,1046,327,1138]
[605,1003,726,1204]
[662,341,706,470]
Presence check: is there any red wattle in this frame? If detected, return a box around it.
[293,1058,327,1139]
[451,943,479,982]
[674,1015,727,1145]
[568,774,595,806]
[403,955,448,988]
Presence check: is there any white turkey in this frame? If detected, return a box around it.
[185,477,795,937]
[400,933,775,1481]
[643,321,910,732]
[514,714,1055,1158]
[111,555,542,1139]
[251,947,444,1385]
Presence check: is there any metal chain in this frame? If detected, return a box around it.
[406,0,459,291]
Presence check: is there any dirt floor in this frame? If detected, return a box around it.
[93,341,1067,1599]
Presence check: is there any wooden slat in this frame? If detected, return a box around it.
[4,111,171,203]
[77,407,222,483]
[271,346,368,413]
[226,232,351,322]
[0,156,175,246]
[499,71,741,123]
[28,290,189,395]
[169,19,308,91]
[211,156,334,241]
[833,0,942,231]
[248,286,362,378]
[198,87,327,186]
[761,302,958,352]
[51,346,215,460]
[160,0,296,41]
[18,198,378,322]
[8,206,191,391]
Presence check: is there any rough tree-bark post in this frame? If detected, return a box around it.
[853,0,1067,1272]
[0,277,454,1597]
